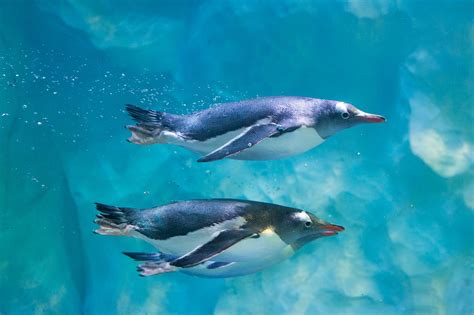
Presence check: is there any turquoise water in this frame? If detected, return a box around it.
[1,1,473,314]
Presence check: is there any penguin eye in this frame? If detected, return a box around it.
[341,112,350,119]
[304,221,312,228]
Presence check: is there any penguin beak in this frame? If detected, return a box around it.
[318,224,345,237]
[356,111,386,123]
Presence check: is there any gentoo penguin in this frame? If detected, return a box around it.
[125,96,385,162]
[94,199,344,278]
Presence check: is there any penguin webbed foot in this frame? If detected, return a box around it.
[137,262,177,277]
[126,125,166,145]
[123,251,178,277]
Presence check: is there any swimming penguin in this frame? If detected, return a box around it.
[125,96,385,162]
[94,199,344,278]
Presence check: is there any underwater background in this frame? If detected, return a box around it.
[0,0,473,314]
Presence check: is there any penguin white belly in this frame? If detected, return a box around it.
[214,228,288,262]
[155,227,288,263]
[132,224,288,264]
[234,127,324,160]
[182,245,295,278]
[167,126,324,160]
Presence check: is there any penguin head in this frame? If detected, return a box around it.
[314,100,386,138]
[276,210,344,250]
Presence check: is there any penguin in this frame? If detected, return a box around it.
[125,96,385,162]
[94,199,344,278]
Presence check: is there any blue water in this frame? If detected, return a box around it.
[1,1,473,314]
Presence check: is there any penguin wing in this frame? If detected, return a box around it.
[197,123,283,162]
[170,229,255,268]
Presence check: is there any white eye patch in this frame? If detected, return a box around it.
[293,211,311,222]
[336,102,348,113]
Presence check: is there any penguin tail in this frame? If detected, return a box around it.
[94,203,138,236]
[123,252,178,276]
[125,104,173,145]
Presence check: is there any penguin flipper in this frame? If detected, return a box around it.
[171,229,255,268]
[197,123,281,162]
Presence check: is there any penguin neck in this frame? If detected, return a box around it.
[290,235,319,251]
[290,240,305,251]
[307,103,333,139]
[314,124,333,139]
[311,103,355,138]
[313,113,347,139]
